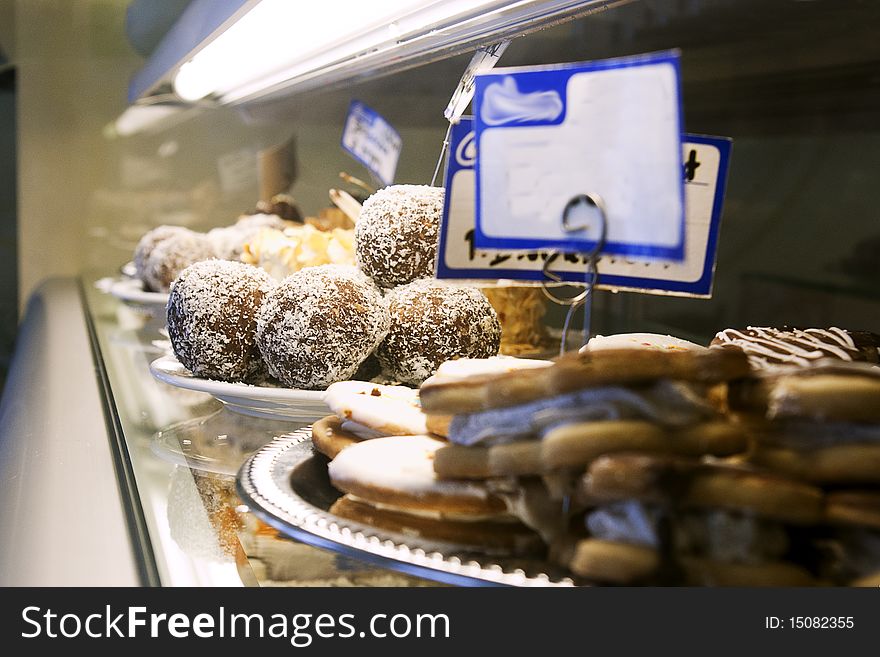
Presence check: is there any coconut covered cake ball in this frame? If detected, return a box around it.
[354,185,445,288]
[166,260,274,382]
[134,226,194,289]
[143,230,216,293]
[376,279,502,386]
[256,265,389,389]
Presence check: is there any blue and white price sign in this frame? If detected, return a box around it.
[473,51,685,260]
[341,100,402,187]
[436,117,731,298]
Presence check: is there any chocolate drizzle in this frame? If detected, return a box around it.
[712,326,880,370]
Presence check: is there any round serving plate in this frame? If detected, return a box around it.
[97,276,170,308]
[236,430,577,587]
[150,354,331,421]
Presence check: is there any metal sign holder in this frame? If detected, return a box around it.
[541,192,608,355]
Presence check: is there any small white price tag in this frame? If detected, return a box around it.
[341,100,402,187]
[436,118,732,298]
[473,51,685,260]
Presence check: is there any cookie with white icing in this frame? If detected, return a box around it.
[312,415,364,459]
[323,381,427,436]
[711,326,880,370]
[423,355,552,385]
[582,333,706,353]
[327,435,506,516]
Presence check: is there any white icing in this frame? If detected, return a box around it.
[328,435,490,501]
[424,356,552,385]
[325,381,426,435]
[581,333,706,353]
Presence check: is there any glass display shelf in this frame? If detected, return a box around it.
[81,273,437,587]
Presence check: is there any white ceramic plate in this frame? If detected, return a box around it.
[97,276,169,308]
[150,354,330,421]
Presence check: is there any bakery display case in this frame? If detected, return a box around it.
[2,0,880,587]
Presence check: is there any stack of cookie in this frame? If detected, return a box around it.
[326,435,544,554]
[418,347,751,555]
[313,372,543,554]
[728,361,880,585]
[711,325,880,584]
[569,453,823,585]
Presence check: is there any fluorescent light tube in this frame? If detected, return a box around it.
[172,0,511,103]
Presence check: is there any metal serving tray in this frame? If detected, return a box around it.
[236,429,576,587]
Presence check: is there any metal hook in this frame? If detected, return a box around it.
[539,192,608,353]
[563,192,608,257]
[539,192,608,306]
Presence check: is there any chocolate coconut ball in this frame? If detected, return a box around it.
[134,225,193,288]
[143,231,216,293]
[376,280,502,385]
[166,260,274,382]
[355,185,445,288]
[256,265,389,389]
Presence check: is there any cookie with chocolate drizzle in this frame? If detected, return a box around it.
[711,326,880,370]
